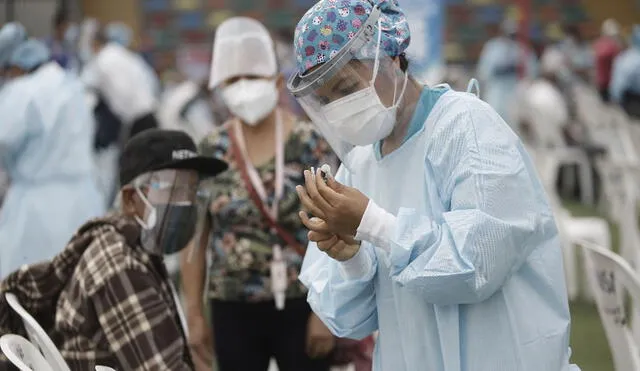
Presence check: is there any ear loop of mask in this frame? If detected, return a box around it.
[466,78,480,98]
[134,186,157,230]
[370,18,408,109]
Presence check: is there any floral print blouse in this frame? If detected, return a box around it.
[198,120,337,302]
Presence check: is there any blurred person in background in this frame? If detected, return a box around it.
[82,26,161,142]
[558,25,594,83]
[478,19,538,131]
[180,16,341,371]
[289,0,577,369]
[77,17,99,69]
[77,19,124,207]
[158,76,221,145]
[610,25,640,119]
[0,129,228,370]
[45,8,79,71]
[594,19,623,102]
[0,23,104,279]
[521,48,572,147]
[105,21,162,98]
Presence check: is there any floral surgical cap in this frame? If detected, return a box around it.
[293,0,410,75]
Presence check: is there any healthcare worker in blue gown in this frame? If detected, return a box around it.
[477,19,537,130]
[0,23,104,279]
[288,1,580,370]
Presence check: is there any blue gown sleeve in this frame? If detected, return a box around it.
[299,165,379,340]
[355,98,555,305]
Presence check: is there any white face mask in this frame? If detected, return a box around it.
[319,18,409,146]
[221,78,279,126]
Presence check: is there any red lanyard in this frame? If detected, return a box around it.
[231,110,284,220]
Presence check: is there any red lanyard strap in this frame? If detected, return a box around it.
[227,124,306,257]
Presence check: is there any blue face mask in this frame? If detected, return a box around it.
[141,203,198,255]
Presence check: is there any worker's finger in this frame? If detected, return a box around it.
[304,170,334,212]
[299,211,331,234]
[296,185,327,219]
[308,230,334,243]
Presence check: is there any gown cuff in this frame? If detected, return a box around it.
[355,199,396,253]
[338,245,372,280]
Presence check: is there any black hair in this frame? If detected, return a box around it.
[53,8,68,28]
[94,27,109,45]
[398,53,409,73]
[564,25,581,39]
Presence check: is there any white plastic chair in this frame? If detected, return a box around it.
[523,84,594,205]
[529,147,611,301]
[5,293,70,371]
[557,209,611,301]
[579,240,640,371]
[0,334,52,371]
[95,366,116,371]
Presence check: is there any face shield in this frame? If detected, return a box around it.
[130,169,210,256]
[287,6,408,172]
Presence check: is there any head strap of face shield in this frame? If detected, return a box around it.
[130,173,158,229]
[287,5,383,98]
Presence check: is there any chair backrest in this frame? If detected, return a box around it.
[579,241,640,371]
[0,334,53,371]
[95,366,116,371]
[4,294,71,371]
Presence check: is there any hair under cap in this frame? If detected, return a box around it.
[293,0,410,75]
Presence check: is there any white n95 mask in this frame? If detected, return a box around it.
[221,78,279,126]
[321,69,408,146]
[319,17,409,147]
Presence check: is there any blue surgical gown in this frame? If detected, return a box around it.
[609,48,640,103]
[477,37,537,128]
[300,87,579,371]
[0,63,105,278]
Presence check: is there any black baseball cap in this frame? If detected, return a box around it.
[119,129,228,187]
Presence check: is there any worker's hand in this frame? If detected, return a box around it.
[304,221,361,262]
[187,313,214,371]
[306,312,336,359]
[296,168,369,237]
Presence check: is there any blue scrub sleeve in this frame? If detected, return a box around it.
[299,166,379,340]
[356,103,555,305]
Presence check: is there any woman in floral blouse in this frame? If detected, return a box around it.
[180,17,338,371]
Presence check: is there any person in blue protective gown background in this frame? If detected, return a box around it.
[287,1,580,370]
[610,25,640,119]
[0,23,105,279]
[477,19,537,131]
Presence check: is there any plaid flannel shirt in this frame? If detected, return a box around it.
[0,215,194,370]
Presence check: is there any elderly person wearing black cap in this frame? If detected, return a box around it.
[0,129,227,371]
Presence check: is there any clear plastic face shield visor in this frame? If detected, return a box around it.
[287,6,407,172]
[127,169,210,256]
